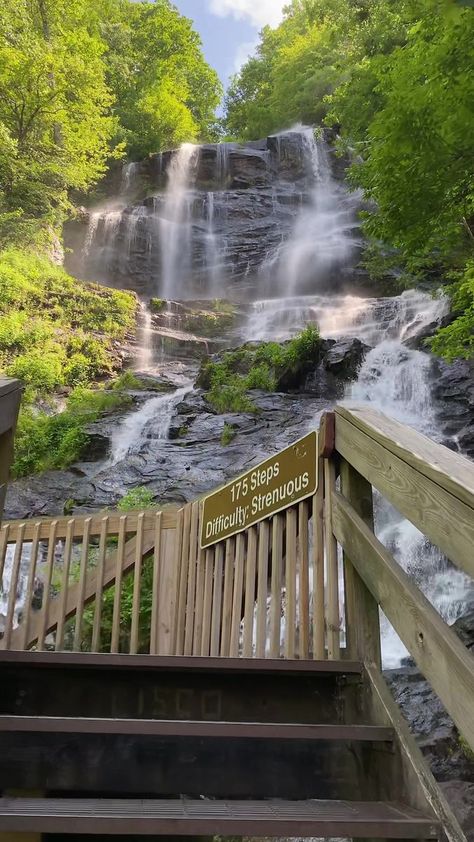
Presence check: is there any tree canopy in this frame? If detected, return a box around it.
[225,0,474,358]
[0,0,222,248]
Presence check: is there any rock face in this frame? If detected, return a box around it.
[432,356,474,458]
[63,130,359,298]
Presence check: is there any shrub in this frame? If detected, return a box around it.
[201,325,322,413]
[8,348,65,389]
[118,486,155,510]
[12,386,132,477]
[430,263,474,361]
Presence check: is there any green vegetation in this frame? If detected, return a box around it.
[80,486,157,652]
[183,310,236,337]
[0,249,137,477]
[149,298,167,314]
[225,0,474,358]
[13,386,132,478]
[118,486,155,511]
[199,325,322,413]
[0,0,221,250]
[429,262,474,361]
[221,423,236,446]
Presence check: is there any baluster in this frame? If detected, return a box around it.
[91,516,109,653]
[4,522,26,649]
[130,512,145,654]
[56,518,75,651]
[37,520,59,650]
[73,516,92,651]
[19,521,41,651]
[243,525,257,657]
[111,515,127,653]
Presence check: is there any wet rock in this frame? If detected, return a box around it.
[451,609,474,651]
[440,781,474,840]
[81,432,110,461]
[432,356,474,458]
[267,132,309,180]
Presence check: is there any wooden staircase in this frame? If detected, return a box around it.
[0,653,441,838]
[0,387,473,840]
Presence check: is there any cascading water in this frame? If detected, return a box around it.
[159,144,198,300]
[205,192,220,296]
[105,383,193,469]
[53,126,473,667]
[262,126,360,296]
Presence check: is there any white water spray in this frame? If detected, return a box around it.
[159,144,198,299]
[264,127,359,296]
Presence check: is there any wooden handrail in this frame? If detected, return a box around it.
[327,404,474,754]
[335,406,474,578]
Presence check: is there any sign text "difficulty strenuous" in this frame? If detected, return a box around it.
[200,431,318,549]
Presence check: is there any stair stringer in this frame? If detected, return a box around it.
[362,663,466,842]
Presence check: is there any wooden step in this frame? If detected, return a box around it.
[0,651,362,674]
[0,653,362,725]
[0,715,393,741]
[0,797,439,837]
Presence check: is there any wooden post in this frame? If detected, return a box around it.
[0,378,22,524]
[340,458,381,667]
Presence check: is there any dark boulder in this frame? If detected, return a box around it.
[432,356,474,458]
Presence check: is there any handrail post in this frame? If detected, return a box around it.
[0,378,22,524]
[340,458,381,667]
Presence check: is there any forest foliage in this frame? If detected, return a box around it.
[225,0,474,359]
[0,0,222,250]
[0,0,221,478]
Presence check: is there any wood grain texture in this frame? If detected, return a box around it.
[221,538,235,656]
[365,664,466,842]
[37,520,58,651]
[335,411,474,578]
[256,521,269,658]
[55,519,75,652]
[337,404,474,507]
[332,490,474,751]
[130,513,145,655]
[324,460,340,659]
[3,509,178,541]
[243,526,257,657]
[111,516,127,654]
[270,515,283,658]
[285,508,297,659]
[184,502,199,656]
[298,501,310,659]
[339,460,381,667]
[230,533,245,656]
[149,512,162,655]
[312,481,325,660]
[18,522,41,652]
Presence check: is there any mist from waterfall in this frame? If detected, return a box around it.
[159,144,198,300]
[262,126,359,296]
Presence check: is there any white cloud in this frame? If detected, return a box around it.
[208,0,285,29]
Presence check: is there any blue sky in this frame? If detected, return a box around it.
[173,0,286,91]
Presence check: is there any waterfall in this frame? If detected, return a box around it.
[121,161,139,195]
[107,384,192,467]
[205,192,220,296]
[136,302,154,373]
[159,144,199,299]
[264,126,359,296]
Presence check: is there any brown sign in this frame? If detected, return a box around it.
[200,431,318,549]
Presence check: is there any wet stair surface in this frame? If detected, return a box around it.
[0,654,440,838]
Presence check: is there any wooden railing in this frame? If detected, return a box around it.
[0,378,22,524]
[1,401,474,756]
[0,484,326,659]
[326,405,474,752]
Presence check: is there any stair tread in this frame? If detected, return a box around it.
[0,797,439,837]
[0,715,392,740]
[0,651,362,674]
